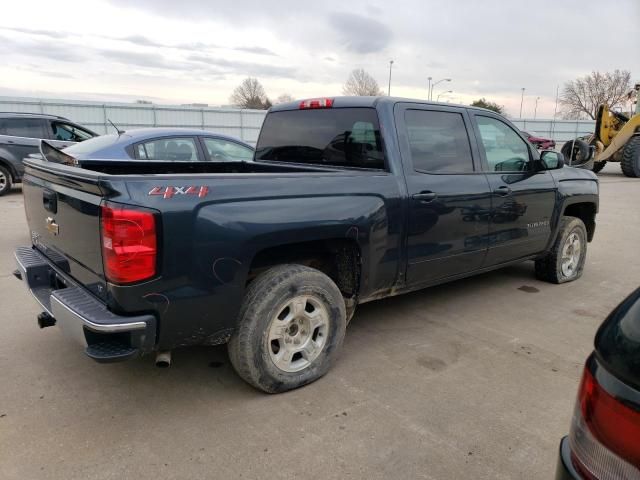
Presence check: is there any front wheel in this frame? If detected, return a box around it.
[534,217,587,284]
[228,264,346,393]
[0,166,12,196]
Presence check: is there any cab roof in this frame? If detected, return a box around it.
[269,96,497,114]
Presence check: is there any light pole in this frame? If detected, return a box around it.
[534,96,540,119]
[427,76,432,100]
[430,78,451,101]
[388,60,394,96]
[519,87,525,118]
[437,90,453,101]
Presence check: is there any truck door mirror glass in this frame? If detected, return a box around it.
[540,150,564,170]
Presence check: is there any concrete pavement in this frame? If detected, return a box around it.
[1,163,638,480]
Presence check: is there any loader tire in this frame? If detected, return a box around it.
[620,135,640,178]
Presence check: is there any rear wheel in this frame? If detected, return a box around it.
[620,135,640,178]
[535,217,587,284]
[228,264,346,393]
[0,166,12,196]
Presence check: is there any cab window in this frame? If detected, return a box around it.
[476,116,530,172]
[404,110,474,173]
[255,108,386,170]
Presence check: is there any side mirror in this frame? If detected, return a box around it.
[540,150,564,170]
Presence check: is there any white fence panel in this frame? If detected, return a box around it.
[0,96,267,145]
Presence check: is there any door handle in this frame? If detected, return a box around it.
[43,189,57,214]
[493,186,512,196]
[412,191,437,203]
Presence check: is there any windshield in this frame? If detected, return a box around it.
[255,108,386,170]
[63,134,121,155]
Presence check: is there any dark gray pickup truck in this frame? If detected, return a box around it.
[14,96,599,393]
[0,112,97,195]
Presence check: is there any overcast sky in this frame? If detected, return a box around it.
[0,0,637,118]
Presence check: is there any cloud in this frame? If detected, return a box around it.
[98,49,180,70]
[233,46,278,56]
[327,12,393,54]
[0,26,68,39]
[119,34,168,48]
[187,54,295,77]
[0,35,85,62]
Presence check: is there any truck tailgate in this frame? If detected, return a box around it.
[22,163,107,300]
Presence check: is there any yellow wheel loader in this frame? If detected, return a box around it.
[562,83,640,177]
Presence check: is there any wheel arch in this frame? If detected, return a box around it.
[0,155,19,181]
[247,238,362,301]
[562,201,597,242]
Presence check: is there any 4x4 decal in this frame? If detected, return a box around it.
[148,186,209,199]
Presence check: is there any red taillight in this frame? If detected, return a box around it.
[100,203,157,284]
[569,366,640,479]
[299,98,333,109]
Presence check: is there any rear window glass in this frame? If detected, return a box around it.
[255,108,386,170]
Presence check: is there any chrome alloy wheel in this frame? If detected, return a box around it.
[561,232,582,278]
[0,170,7,192]
[267,295,329,373]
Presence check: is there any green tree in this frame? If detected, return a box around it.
[470,98,504,114]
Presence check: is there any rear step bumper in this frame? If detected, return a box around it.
[14,246,156,363]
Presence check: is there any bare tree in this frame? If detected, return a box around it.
[275,93,295,104]
[342,68,384,96]
[230,77,269,109]
[560,70,631,119]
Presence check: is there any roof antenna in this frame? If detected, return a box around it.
[108,119,125,135]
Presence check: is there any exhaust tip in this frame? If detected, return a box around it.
[155,351,171,368]
[37,312,56,329]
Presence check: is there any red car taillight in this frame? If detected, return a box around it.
[100,202,157,284]
[569,366,640,479]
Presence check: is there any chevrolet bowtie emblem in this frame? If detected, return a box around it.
[46,217,59,236]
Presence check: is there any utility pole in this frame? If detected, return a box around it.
[534,96,540,119]
[388,60,394,96]
[551,85,559,140]
[519,87,525,118]
[427,76,432,100]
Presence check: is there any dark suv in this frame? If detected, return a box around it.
[0,113,97,195]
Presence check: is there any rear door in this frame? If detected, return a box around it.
[395,103,492,286]
[471,113,557,265]
[0,117,47,166]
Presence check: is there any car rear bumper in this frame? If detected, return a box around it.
[14,245,157,362]
[556,437,582,480]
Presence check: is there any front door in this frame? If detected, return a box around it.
[471,114,557,266]
[395,104,492,286]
